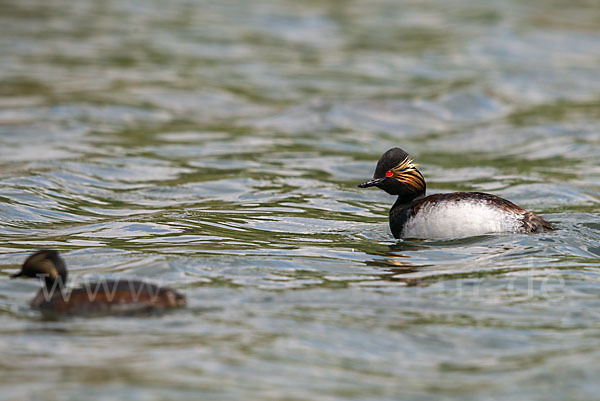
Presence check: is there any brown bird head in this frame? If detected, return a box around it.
[11,250,68,289]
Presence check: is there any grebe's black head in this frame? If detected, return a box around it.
[11,250,68,289]
[358,147,426,201]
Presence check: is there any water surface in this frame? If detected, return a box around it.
[1,0,600,400]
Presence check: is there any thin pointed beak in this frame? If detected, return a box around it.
[10,271,23,279]
[358,177,384,188]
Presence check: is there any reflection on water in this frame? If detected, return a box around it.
[1,0,600,400]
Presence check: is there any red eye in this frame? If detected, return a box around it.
[385,170,393,177]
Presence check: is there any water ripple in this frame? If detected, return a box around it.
[1,0,600,400]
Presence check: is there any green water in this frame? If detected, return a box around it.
[1,0,599,400]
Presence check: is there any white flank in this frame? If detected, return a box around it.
[401,199,523,239]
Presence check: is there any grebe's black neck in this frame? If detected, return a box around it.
[392,193,425,210]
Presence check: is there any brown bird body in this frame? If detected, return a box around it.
[11,250,185,315]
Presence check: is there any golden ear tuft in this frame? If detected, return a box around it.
[391,157,418,174]
[390,157,425,192]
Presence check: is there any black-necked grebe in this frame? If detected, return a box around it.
[358,147,553,239]
[10,250,186,314]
